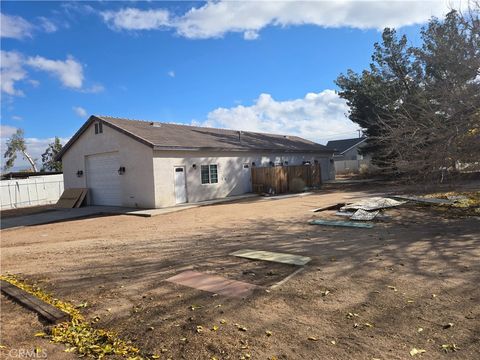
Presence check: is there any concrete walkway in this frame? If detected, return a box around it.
[0,194,259,230]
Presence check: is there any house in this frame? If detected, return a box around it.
[56,115,335,208]
[326,137,368,161]
[326,137,372,175]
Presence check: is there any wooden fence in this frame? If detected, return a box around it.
[251,164,322,194]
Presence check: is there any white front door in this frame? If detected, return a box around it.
[174,167,187,204]
[86,152,122,206]
[242,163,252,193]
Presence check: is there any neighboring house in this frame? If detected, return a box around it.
[326,137,368,160]
[326,137,371,175]
[56,115,335,208]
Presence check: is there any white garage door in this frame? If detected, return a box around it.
[86,152,122,206]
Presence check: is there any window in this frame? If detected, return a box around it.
[201,164,218,184]
[94,122,103,134]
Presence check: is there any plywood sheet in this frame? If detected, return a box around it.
[56,188,87,208]
[230,249,311,266]
[166,270,258,298]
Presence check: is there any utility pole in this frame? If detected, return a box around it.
[357,129,362,138]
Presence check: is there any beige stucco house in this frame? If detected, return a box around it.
[56,116,335,208]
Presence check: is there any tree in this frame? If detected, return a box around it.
[3,128,38,172]
[335,8,480,181]
[41,137,63,172]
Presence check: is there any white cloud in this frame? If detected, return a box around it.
[26,55,84,89]
[38,16,58,33]
[1,51,101,97]
[195,89,358,144]
[167,70,175,78]
[100,1,451,39]
[243,30,259,40]
[12,115,23,121]
[81,84,104,93]
[0,125,18,138]
[101,8,170,30]
[1,13,33,39]
[0,50,27,96]
[73,106,87,117]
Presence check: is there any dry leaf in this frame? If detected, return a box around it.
[409,348,426,356]
[34,332,46,337]
[441,344,459,352]
[443,323,454,329]
[308,336,319,341]
[265,330,272,337]
[211,325,219,331]
[387,286,398,292]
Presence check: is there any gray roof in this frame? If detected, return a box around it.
[57,115,332,160]
[326,137,366,154]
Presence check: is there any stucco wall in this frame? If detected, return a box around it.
[152,150,334,208]
[62,121,156,208]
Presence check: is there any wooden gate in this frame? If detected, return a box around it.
[251,164,321,194]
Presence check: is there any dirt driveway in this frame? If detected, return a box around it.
[1,184,479,359]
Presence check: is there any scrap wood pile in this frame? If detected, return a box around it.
[309,191,480,227]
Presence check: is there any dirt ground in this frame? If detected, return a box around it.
[1,182,479,359]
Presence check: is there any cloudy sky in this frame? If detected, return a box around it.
[1,1,453,170]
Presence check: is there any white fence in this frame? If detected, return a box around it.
[334,159,372,175]
[0,174,64,210]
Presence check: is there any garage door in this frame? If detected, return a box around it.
[86,152,122,206]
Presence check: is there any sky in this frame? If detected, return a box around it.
[1,0,454,170]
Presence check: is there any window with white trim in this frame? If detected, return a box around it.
[201,164,218,184]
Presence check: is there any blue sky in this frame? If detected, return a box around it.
[1,1,450,169]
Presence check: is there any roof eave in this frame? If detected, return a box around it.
[152,146,334,154]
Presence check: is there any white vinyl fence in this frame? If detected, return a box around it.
[1,174,64,210]
[334,159,372,175]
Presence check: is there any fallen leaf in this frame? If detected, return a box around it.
[34,332,46,337]
[0,345,7,349]
[387,286,398,292]
[441,344,459,352]
[410,348,426,356]
[211,325,219,331]
[330,340,336,345]
[308,336,319,341]
[443,323,454,329]
[196,325,204,333]
[238,326,247,332]
[321,290,330,296]
[147,326,154,331]
[417,328,423,333]
[152,355,160,359]
[180,337,187,342]
[265,330,272,337]
[220,319,226,324]
[190,305,202,311]
[364,323,374,328]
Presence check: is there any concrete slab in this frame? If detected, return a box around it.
[105,194,259,217]
[166,270,258,298]
[0,206,132,230]
[230,249,311,266]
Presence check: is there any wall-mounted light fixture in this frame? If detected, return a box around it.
[192,164,197,169]
[118,166,126,175]
[76,170,83,177]
[284,161,289,166]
